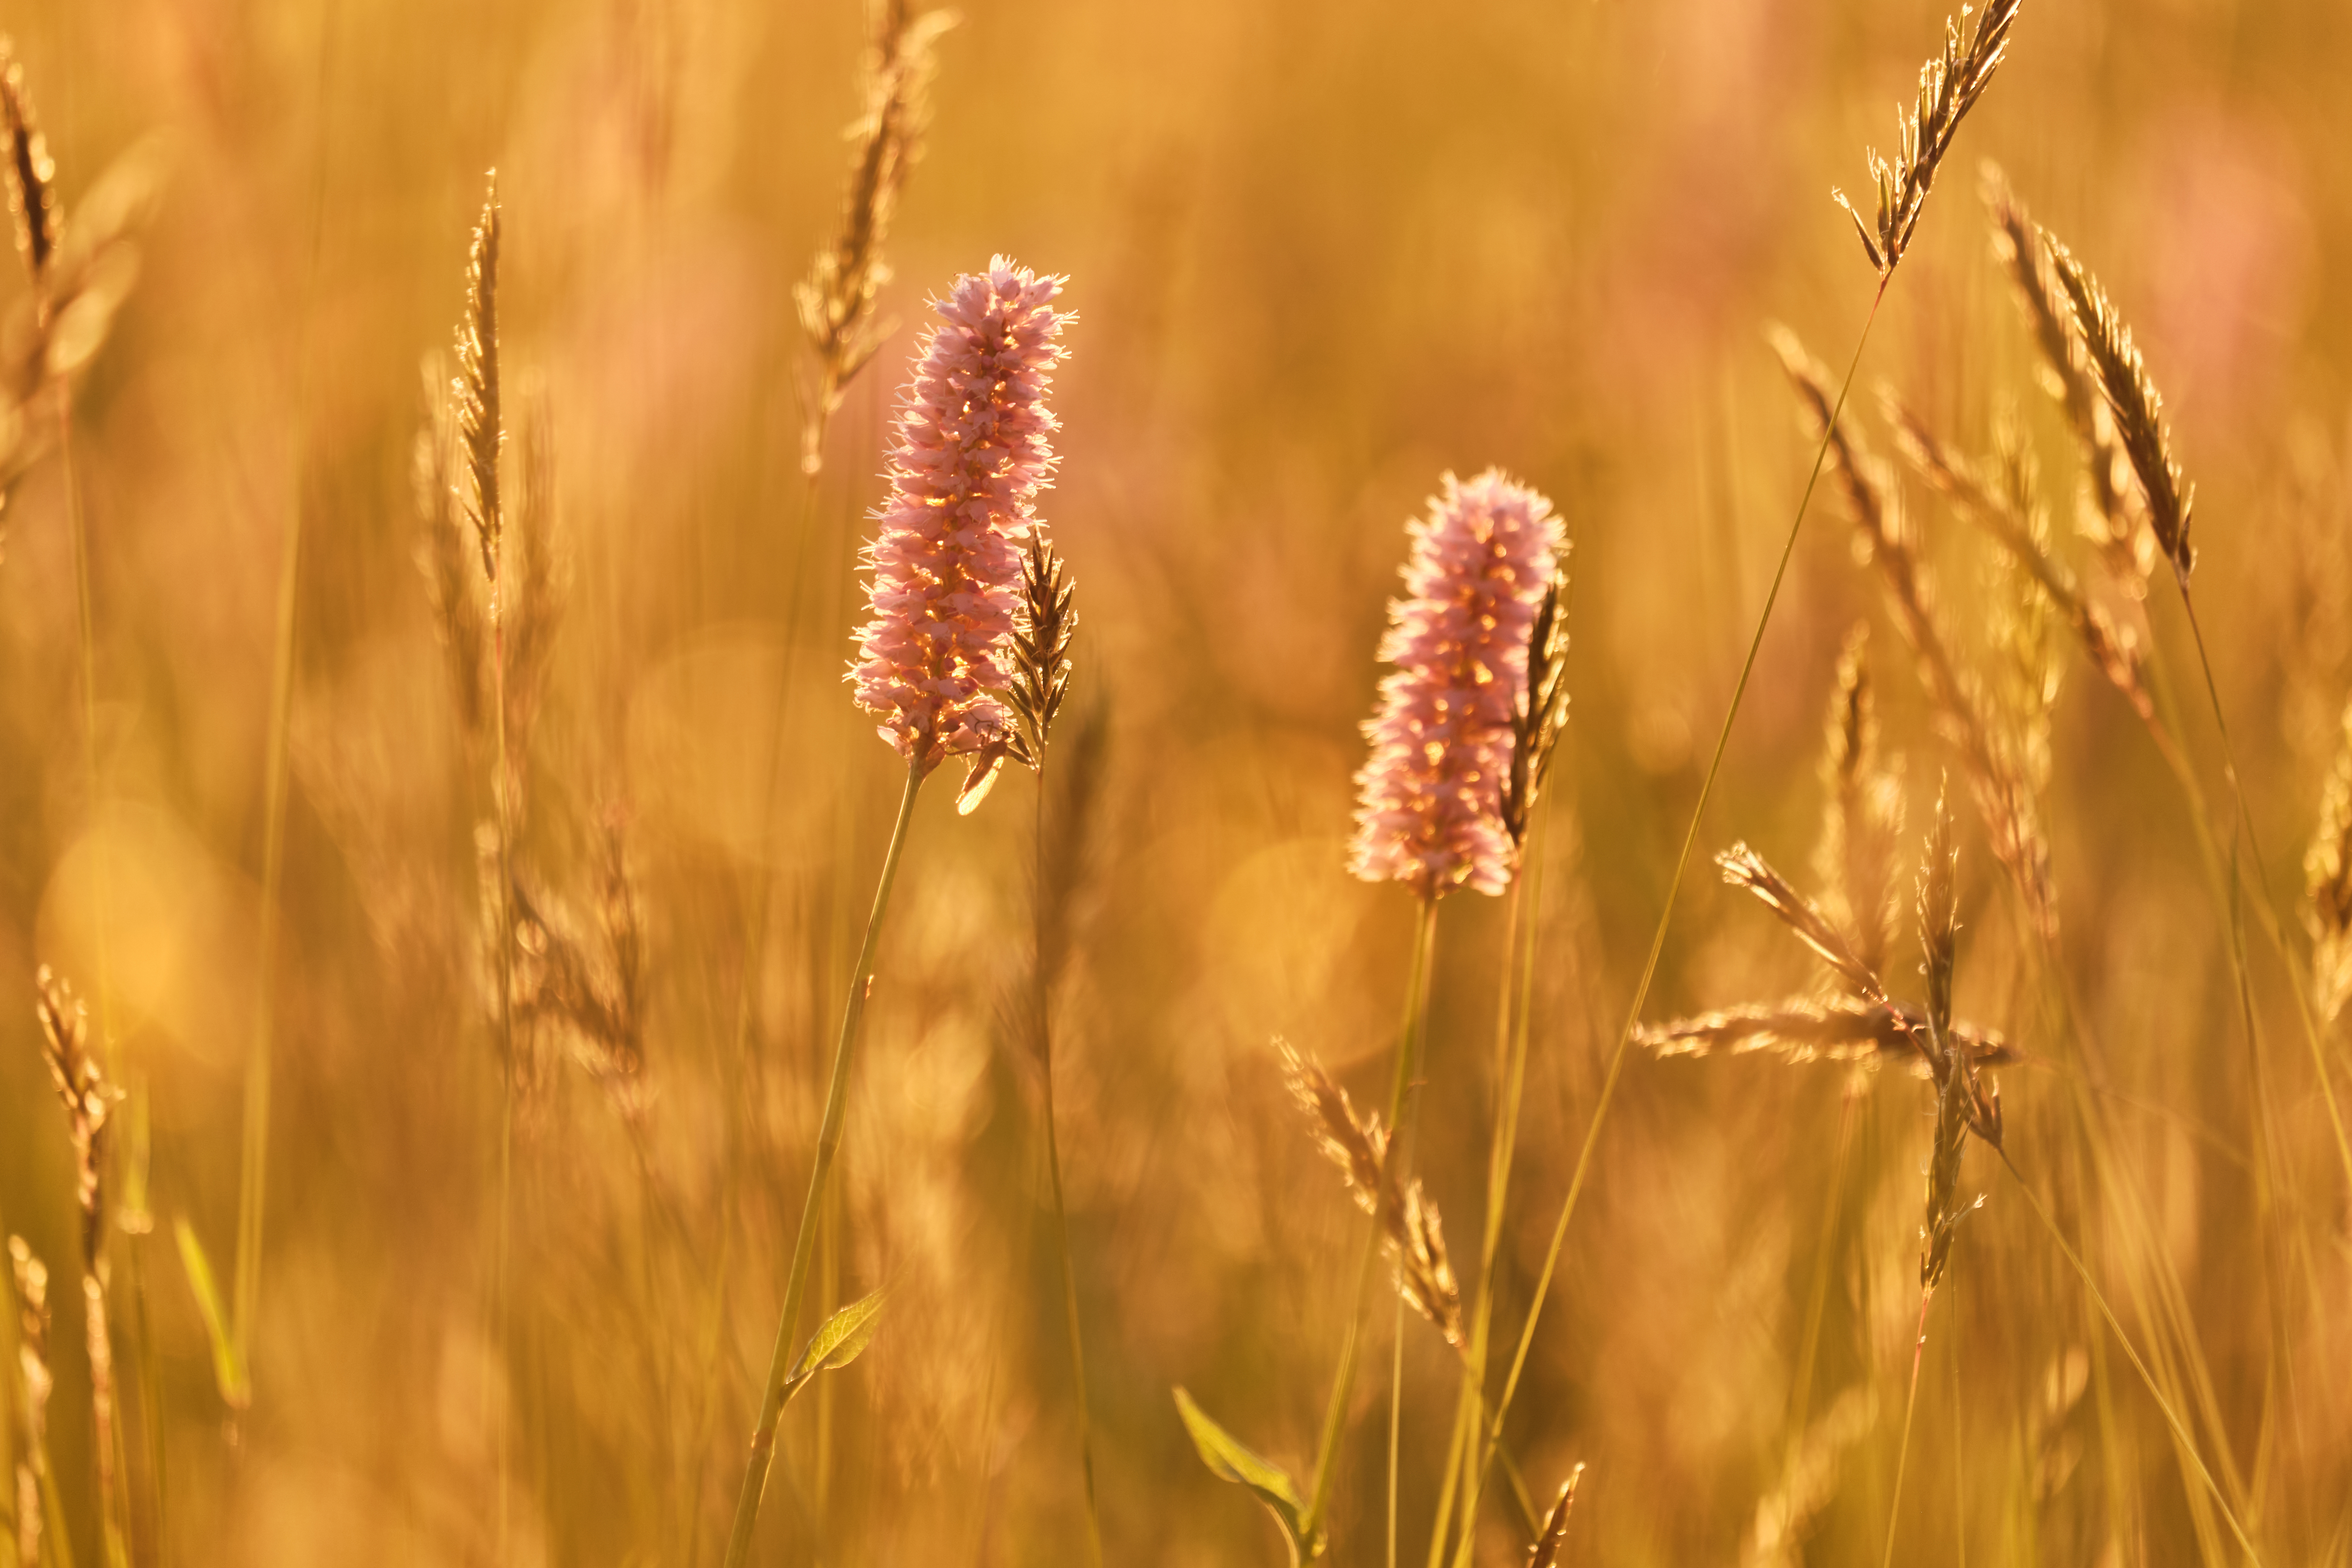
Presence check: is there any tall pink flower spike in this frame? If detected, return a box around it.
[851,256,1072,809]
[1349,469,1564,897]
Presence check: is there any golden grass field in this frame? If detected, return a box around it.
[3,0,2352,1564]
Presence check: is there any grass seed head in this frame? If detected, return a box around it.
[797,4,957,476]
[452,171,503,589]
[0,39,56,284]
[1831,0,2023,280]
[2044,232,2195,589]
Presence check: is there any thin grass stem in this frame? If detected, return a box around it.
[723,756,926,1568]
[1033,767,1104,1568]
[1450,284,1891,1566]
[1302,896,1437,1548]
[1880,1287,1933,1568]
[1998,1149,2264,1565]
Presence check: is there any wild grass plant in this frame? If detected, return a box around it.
[1,0,2351,1565]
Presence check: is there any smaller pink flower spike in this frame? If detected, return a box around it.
[851,257,1072,785]
[1349,469,1564,898]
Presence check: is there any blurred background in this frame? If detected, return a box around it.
[0,0,2350,1562]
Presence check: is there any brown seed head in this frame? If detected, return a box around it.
[796,5,957,475]
[0,39,57,284]
[1500,548,1573,854]
[2044,233,2195,589]
[452,171,503,588]
[1526,1465,1586,1568]
[1831,0,2023,279]
[2305,696,2352,1024]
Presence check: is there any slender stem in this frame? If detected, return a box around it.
[1430,813,1543,1567]
[1385,1285,1404,1568]
[1998,1150,2264,1565]
[1302,896,1437,1546]
[227,0,341,1422]
[1449,283,1893,1565]
[1033,770,1104,1568]
[489,603,516,1565]
[1385,899,1442,1568]
[2176,584,2352,1196]
[59,310,137,1568]
[723,757,926,1568]
[1878,1287,1933,1568]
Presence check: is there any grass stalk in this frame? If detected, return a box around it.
[1033,772,1104,1568]
[723,755,926,1568]
[1302,895,1437,1549]
[1879,1287,1933,1568]
[1998,1149,2263,1565]
[1449,285,1891,1563]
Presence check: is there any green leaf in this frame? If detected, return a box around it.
[172,1218,249,1409]
[781,1288,886,1404]
[1172,1387,1317,1561]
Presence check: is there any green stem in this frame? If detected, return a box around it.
[1034,770,1104,1568]
[723,757,926,1568]
[1302,896,1437,1549]
[1449,282,1893,1567]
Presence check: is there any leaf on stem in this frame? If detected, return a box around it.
[1172,1386,1318,1561]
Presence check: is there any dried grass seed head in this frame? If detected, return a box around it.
[1004,528,1075,772]
[1636,994,2013,1072]
[2044,232,2195,588]
[1813,623,1905,980]
[1718,842,1886,1002]
[1349,468,1564,898]
[1527,1466,1586,1568]
[2305,695,2352,1024]
[798,5,957,476]
[1500,542,1574,852]
[1832,0,2023,278]
[1981,167,2152,595]
[452,171,503,588]
[1277,1042,1462,1348]
[0,39,56,284]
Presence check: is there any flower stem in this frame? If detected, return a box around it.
[1034,769,1104,1568]
[723,757,926,1568]
[1303,895,1438,1549]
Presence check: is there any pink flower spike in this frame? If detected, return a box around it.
[1349,469,1564,898]
[850,257,1072,786]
